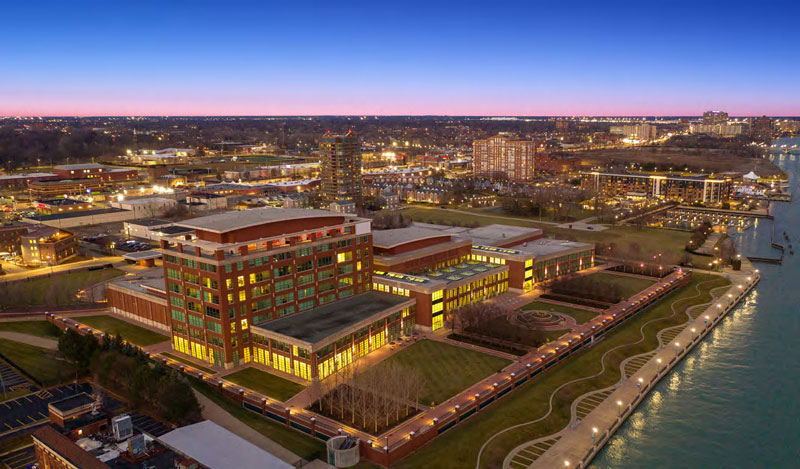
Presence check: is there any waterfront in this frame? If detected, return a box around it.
[590,137,800,467]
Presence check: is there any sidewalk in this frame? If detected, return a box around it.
[0,331,58,349]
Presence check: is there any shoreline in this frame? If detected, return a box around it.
[530,265,759,469]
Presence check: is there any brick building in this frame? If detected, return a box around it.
[472,134,540,181]
[20,226,78,266]
[581,171,732,203]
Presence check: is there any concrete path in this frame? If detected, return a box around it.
[0,331,58,349]
[192,389,305,465]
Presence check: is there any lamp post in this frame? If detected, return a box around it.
[592,426,598,444]
[617,400,623,416]
[637,377,643,389]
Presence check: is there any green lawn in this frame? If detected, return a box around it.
[0,339,76,386]
[374,339,511,406]
[161,352,217,375]
[224,367,306,402]
[463,205,595,223]
[519,300,600,325]
[396,273,730,469]
[190,377,326,462]
[0,320,62,339]
[0,268,125,308]
[576,271,656,299]
[402,206,550,229]
[77,315,169,346]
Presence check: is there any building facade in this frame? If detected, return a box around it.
[20,226,78,266]
[0,224,29,254]
[581,171,732,203]
[319,131,362,205]
[472,135,538,181]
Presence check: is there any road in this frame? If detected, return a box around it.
[0,256,124,283]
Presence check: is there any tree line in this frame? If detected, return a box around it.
[58,329,201,426]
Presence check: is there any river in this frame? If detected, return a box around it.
[590,137,800,468]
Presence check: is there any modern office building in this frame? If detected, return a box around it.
[150,208,414,380]
[20,226,78,266]
[372,223,593,329]
[581,171,732,203]
[472,134,538,181]
[319,131,362,206]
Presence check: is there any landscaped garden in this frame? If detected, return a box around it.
[77,315,169,346]
[518,300,601,325]
[161,352,217,375]
[542,271,656,307]
[375,339,511,406]
[395,273,730,469]
[224,367,306,402]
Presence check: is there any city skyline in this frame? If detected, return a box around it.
[2,1,799,117]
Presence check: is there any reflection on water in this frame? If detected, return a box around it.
[590,137,800,468]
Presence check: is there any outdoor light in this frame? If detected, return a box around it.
[564,461,570,467]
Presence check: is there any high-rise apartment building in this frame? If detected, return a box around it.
[751,115,774,140]
[702,111,729,125]
[472,134,537,181]
[319,131,362,205]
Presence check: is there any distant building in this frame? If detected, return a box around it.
[52,163,138,182]
[609,123,657,141]
[702,110,729,125]
[319,131,362,205]
[20,225,78,266]
[34,198,94,215]
[752,115,774,140]
[472,134,538,181]
[581,171,732,204]
[689,123,746,137]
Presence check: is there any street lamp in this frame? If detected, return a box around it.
[637,377,643,388]
[617,400,623,415]
[592,427,598,442]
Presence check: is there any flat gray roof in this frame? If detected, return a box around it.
[254,291,411,345]
[121,250,162,260]
[408,222,541,245]
[159,420,291,469]
[110,277,166,296]
[511,238,593,257]
[177,207,355,233]
[372,226,456,248]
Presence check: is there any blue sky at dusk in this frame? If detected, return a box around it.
[1,0,798,116]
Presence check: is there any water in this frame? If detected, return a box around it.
[590,137,800,468]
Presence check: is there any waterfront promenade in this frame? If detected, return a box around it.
[529,265,759,469]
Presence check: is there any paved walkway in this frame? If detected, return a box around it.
[192,389,305,465]
[530,267,757,468]
[0,332,58,349]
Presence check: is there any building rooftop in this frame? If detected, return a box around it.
[24,208,128,222]
[126,218,170,227]
[372,226,455,248]
[157,225,194,235]
[0,172,56,180]
[35,198,87,206]
[49,392,95,414]
[32,425,109,469]
[121,250,162,261]
[253,291,412,346]
[54,163,106,171]
[176,207,356,234]
[409,222,542,247]
[158,420,292,469]
[423,261,505,284]
[511,238,593,257]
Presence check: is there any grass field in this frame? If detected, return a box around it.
[0,320,62,339]
[373,339,511,406]
[519,300,600,325]
[161,352,217,375]
[396,273,730,469]
[463,205,595,223]
[77,315,169,346]
[224,367,306,402]
[0,268,125,308]
[190,377,326,462]
[0,339,76,386]
[559,271,656,300]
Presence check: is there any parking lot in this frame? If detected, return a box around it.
[0,383,92,437]
[0,445,36,469]
[0,360,38,398]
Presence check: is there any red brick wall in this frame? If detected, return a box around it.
[107,288,170,328]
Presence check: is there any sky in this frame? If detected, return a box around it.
[1,0,798,117]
